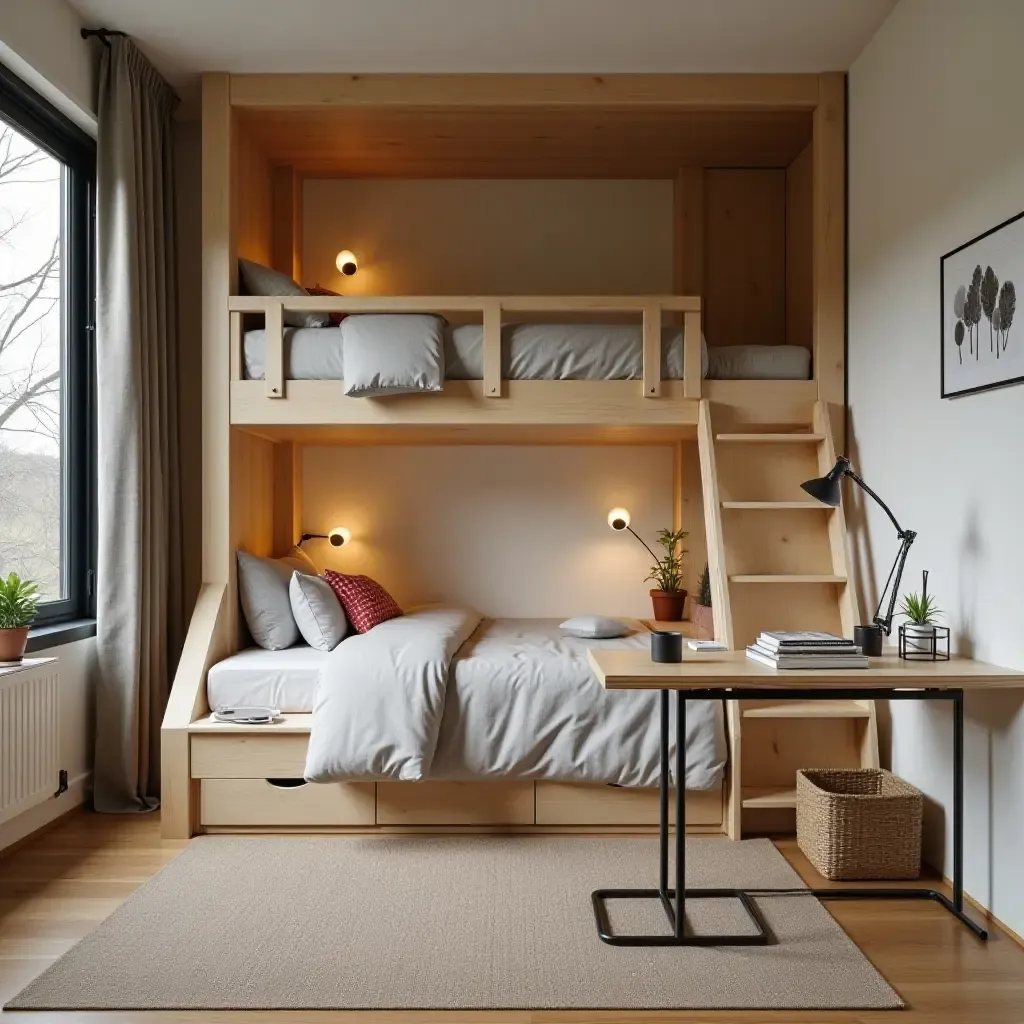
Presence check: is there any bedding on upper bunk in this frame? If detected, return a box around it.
[302,607,726,791]
[243,321,712,382]
[243,321,811,382]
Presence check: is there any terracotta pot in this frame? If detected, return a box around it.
[650,589,686,622]
[0,626,30,663]
[691,602,714,639]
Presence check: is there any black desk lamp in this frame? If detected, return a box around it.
[801,456,916,656]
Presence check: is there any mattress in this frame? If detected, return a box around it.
[243,322,712,381]
[707,344,812,380]
[206,645,328,713]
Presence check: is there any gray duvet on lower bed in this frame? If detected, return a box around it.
[243,323,809,382]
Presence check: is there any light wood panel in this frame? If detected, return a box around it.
[730,580,845,649]
[10,813,1024,1024]
[534,783,722,826]
[703,169,787,348]
[673,167,704,301]
[200,779,375,827]
[270,163,302,282]
[231,72,823,110]
[190,734,309,778]
[696,401,733,649]
[716,439,820,503]
[271,439,301,556]
[786,142,813,348]
[230,428,275,560]
[812,72,847,450]
[721,507,834,576]
[376,782,535,826]
[232,113,273,267]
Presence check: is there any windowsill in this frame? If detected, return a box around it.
[25,618,97,652]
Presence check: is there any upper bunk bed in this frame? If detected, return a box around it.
[202,71,845,443]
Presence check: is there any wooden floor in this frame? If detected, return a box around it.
[2,812,1023,1023]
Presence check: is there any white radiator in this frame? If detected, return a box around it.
[0,658,60,826]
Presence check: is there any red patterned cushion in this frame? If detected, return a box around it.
[323,571,402,633]
[305,284,344,326]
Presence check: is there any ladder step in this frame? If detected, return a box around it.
[721,501,828,510]
[742,700,870,719]
[729,574,847,584]
[741,786,797,810]
[716,433,824,443]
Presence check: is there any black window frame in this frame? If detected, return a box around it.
[0,62,96,629]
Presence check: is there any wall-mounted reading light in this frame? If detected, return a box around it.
[335,250,358,276]
[299,527,351,547]
[607,507,660,561]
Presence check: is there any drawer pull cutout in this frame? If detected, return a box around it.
[266,778,307,789]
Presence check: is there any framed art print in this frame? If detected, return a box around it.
[941,210,1022,398]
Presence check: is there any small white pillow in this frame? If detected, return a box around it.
[560,615,629,639]
[289,573,349,651]
[342,314,445,397]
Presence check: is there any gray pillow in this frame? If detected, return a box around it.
[289,572,348,651]
[236,551,317,650]
[238,258,329,330]
[559,615,630,639]
[341,314,445,397]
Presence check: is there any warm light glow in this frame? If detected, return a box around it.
[607,507,631,531]
[335,250,358,276]
[328,527,351,547]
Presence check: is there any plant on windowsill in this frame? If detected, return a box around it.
[898,570,942,657]
[691,561,714,638]
[0,572,40,664]
[646,528,688,622]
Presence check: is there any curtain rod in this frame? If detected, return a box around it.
[80,28,127,47]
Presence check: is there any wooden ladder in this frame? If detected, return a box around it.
[697,399,879,838]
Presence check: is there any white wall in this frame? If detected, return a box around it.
[0,0,97,133]
[303,446,674,618]
[302,179,673,296]
[849,0,1024,932]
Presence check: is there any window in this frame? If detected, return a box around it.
[0,65,95,625]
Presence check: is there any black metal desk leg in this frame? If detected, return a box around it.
[953,688,964,914]
[675,689,685,938]
[659,689,669,900]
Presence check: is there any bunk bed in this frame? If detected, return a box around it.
[161,71,878,841]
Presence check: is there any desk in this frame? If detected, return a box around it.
[587,649,1024,947]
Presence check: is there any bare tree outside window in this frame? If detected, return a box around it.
[0,119,63,601]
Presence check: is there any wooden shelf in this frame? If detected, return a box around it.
[729,574,847,584]
[715,433,824,443]
[741,787,797,809]
[721,501,827,510]
[742,700,870,719]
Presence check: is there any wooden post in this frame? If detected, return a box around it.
[264,298,284,399]
[482,300,502,398]
[683,309,702,399]
[642,303,661,398]
[813,73,846,452]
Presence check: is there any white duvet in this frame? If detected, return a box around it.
[303,607,726,790]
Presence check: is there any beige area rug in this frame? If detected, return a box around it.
[8,835,901,1011]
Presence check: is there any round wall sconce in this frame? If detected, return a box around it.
[607,507,631,531]
[299,527,351,547]
[335,250,358,276]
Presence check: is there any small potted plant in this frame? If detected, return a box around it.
[691,562,714,637]
[898,570,941,657]
[646,528,688,622]
[0,572,39,663]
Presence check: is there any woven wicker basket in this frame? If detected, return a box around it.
[796,768,923,880]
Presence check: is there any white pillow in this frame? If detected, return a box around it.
[236,551,317,651]
[238,258,330,330]
[342,314,445,397]
[289,572,349,651]
[559,615,629,639]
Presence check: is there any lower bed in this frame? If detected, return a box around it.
[208,616,726,792]
[242,322,811,382]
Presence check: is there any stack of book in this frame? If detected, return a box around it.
[745,630,869,669]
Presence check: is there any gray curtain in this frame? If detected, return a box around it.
[94,39,184,812]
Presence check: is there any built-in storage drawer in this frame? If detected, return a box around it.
[376,781,535,825]
[191,734,308,778]
[534,782,722,826]
[200,778,376,826]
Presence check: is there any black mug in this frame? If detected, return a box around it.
[854,624,884,657]
[651,630,683,663]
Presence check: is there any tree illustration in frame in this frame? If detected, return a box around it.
[941,209,1023,398]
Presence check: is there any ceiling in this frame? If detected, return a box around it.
[68,0,896,88]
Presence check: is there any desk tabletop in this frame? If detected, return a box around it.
[588,648,1024,691]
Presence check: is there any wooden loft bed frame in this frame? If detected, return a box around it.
[160,70,867,841]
